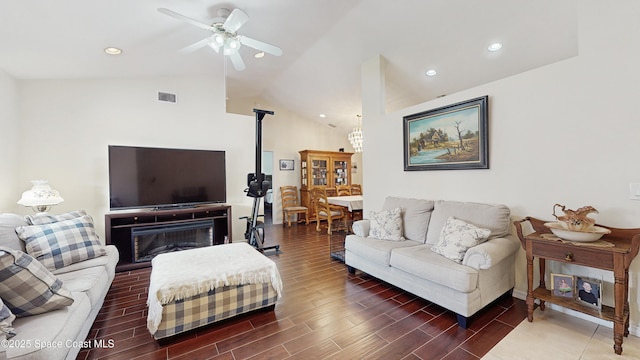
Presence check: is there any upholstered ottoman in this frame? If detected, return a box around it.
[146,242,282,339]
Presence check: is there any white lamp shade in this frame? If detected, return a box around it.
[17,180,64,207]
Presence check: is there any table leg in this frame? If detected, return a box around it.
[539,258,546,311]
[613,271,626,355]
[526,253,535,322]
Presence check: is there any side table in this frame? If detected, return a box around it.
[514,217,640,355]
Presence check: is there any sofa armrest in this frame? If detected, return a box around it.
[462,235,520,270]
[352,220,370,237]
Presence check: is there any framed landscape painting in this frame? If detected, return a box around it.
[403,96,489,171]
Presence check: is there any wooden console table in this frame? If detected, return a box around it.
[514,217,640,355]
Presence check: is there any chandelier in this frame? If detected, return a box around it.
[348,115,363,153]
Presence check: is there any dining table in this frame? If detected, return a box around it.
[326,195,363,235]
[326,195,363,212]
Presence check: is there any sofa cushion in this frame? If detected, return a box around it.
[382,197,434,243]
[16,215,107,271]
[345,235,421,266]
[390,244,479,293]
[426,201,510,245]
[56,265,110,307]
[0,247,74,317]
[0,297,17,339]
[26,210,87,225]
[0,213,27,251]
[431,217,491,263]
[369,207,404,240]
[6,292,90,359]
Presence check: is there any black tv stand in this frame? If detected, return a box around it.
[105,204,232,271]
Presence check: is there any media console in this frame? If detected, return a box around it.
[105,204,232,272]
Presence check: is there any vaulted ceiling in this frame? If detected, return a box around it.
[0,0,577,133]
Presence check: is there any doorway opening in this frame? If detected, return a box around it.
[262,150,274,224]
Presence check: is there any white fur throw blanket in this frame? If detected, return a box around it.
[147,242,283,335]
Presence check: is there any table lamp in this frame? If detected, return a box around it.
[17,180,64,213]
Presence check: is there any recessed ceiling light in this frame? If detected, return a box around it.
[425,69,437,77]
[487,42,503,52]
[254,52,265,58]
[319,114,326,118]
[104,47,123,55]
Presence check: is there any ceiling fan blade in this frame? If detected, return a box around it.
[179,38,212,53]
[158,8,212,31]
[238,35,283,56]
[224,9,249,33]
[229,52,246,71]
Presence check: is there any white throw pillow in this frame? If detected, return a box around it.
[431,216,491,263]
[368,207,404,241]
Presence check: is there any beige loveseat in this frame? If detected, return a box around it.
[0,212,119,360]
[345,197,520,328]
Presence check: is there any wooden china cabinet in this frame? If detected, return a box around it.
[299,149,353,220]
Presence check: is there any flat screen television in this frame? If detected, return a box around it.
[108,145,226,210]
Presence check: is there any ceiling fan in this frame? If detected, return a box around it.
[158,7,283,71]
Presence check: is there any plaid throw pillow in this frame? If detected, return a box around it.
[0,247,74,317]
[26,210,87,225]
[16,215,106,271]
[0,297,17,339]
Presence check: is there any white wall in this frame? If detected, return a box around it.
[363,0,640,333]
[0,70,19,209]
[12,74,352,241]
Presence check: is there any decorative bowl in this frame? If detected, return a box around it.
[544,222,611,242]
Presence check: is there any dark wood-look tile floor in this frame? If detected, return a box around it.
[78,221,527,360]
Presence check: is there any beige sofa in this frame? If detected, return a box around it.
[0,213,119,360]
[345,197,520,328]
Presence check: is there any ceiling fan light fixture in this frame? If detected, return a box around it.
[222,37,241,55]
[158,6,281,71]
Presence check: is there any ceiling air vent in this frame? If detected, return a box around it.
[158,92,177,103]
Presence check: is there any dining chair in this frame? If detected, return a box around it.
[310,188,347,234]
[350,184,362,195]
[336,185,351,196]
[280,186,309,227]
